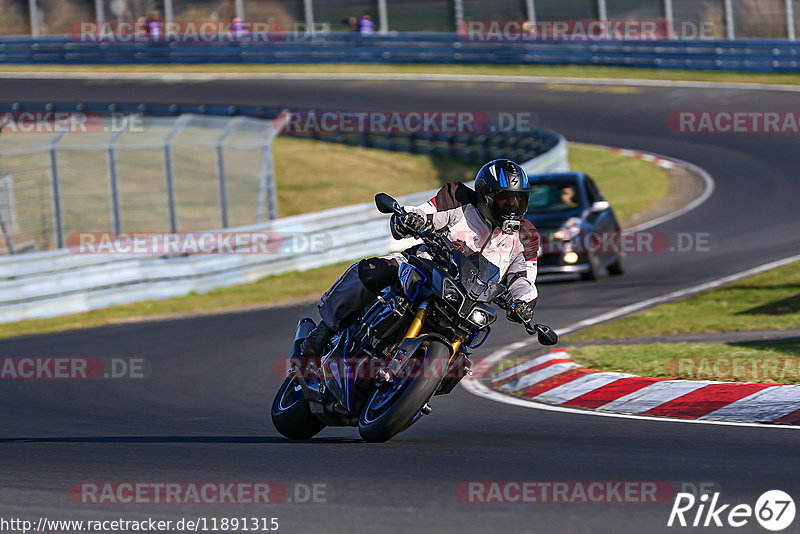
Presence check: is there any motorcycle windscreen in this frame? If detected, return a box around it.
[456,251,504,302]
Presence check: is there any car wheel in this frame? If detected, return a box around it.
[607,254,625,276]
[580,253,600,281]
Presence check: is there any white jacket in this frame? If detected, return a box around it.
[403,182,539,305]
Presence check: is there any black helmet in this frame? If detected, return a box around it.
[474,159,530,233]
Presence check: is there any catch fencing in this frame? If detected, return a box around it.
[0,110,281,254]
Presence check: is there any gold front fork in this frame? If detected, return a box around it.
[449,339,462,365]
[402,302,462,364]
[403,302,428,340]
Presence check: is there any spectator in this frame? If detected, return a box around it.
[358,11,374,35]
[147,14,162,40]
[230,16,248,40]
[342,16,358,32]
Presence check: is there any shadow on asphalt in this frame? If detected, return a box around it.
[0,436,364,444]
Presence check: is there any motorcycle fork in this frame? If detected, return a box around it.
[401,301,462,365]
[402,302,428,340]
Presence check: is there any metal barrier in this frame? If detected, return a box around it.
[0,134,567,323]
[2,33,800,71]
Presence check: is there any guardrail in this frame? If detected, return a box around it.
[2,34,800,72]
[0,100,567,323]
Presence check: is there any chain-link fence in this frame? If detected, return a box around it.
[0,113,279,254]
[4,0,799,39]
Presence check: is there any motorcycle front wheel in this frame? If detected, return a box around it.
[358,340,449,443]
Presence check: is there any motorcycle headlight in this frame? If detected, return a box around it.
[466,306,496,328]
[469,309,488,327]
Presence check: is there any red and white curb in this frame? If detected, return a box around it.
[608,147,675,169]
[492,349,800,425]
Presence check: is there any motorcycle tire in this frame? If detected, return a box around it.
[358,340,449,443]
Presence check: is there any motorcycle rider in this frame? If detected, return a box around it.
[300,159,540,359]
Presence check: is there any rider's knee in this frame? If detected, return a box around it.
[358,258,398,294]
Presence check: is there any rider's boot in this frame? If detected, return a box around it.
[299,321,334,364]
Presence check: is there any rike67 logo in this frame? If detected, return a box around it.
[668,490,795,531]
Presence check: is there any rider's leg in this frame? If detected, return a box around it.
[301,257,399,358]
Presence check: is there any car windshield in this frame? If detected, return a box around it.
[526,182,583,214]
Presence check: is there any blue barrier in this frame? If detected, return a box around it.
[1,33,800,72]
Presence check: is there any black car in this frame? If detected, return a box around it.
[524,172,624,280]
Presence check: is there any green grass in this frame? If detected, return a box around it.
[566,260,800,341]
[4,63,800,86]
[568,341,800,385]
[0,140,669,339]
[568,143,669,224]
[273,137,474,216]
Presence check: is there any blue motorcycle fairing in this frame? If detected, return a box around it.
[320,329,361,414]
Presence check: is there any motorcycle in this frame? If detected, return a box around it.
[271,193,558,442]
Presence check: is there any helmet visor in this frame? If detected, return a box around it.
[490,191,529,220]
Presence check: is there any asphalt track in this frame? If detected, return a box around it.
[1,75,800,533]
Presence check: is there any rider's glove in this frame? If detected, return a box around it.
[393,212,427,237]
[508,299,534,324]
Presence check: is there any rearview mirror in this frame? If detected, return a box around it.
[535,324,559,346]
[375,193,401,214]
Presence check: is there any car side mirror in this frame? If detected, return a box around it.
[590,200,610,213]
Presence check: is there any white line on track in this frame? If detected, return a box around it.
[1,71,800,93]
